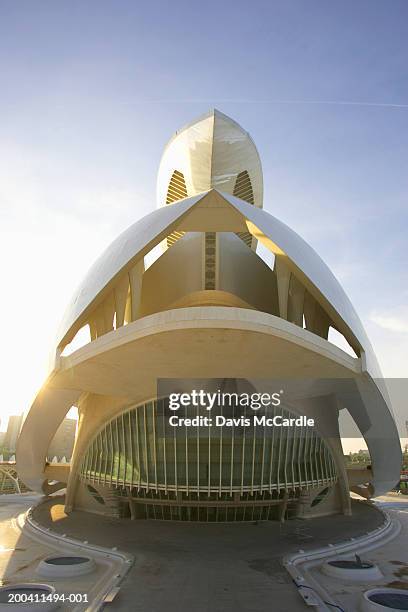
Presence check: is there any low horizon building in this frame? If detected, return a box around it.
[4,415,23,453]
[47,417,77,462]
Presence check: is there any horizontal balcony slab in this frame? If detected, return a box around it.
[53,306,360,400]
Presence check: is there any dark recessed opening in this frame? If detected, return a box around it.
[45,556,89,566]
[328,560,374,569]
[369,592,408,609]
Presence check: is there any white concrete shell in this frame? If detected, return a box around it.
[157,109,263,209]
[17,190,401,494]
[16,112,401,508]
[55,190,381,374]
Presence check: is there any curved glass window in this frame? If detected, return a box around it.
[79,399,337,496]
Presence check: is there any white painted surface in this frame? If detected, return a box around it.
[321,559,383,582]
[156,109,263,210]
[0,497,132,611]
[36,555,96,579]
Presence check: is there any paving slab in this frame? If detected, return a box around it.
[0,497,126,611]
[307,495,408,611]
[31,497,384,612]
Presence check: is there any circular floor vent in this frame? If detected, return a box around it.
[361,588,408,611]
[322,557,382,581]
[37,555,96,578]
[0,584,58,611]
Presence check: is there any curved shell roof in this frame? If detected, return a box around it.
[57,190,378,375]
[18,109,402,500]
[157,109,263,209]
[19,188,401,497]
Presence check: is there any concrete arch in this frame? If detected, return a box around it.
[17,190,401,500]
[56,189,378,375]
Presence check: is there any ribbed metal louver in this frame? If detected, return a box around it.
[234,170,254,248]
[233,170,255,205]
[204,232,217,289]
[166,170,188,204]
[166,170,188,247]
[79,399,338,522]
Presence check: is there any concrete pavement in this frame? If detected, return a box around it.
[32,498,384,612]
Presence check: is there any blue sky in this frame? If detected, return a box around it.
[0,1,407,436]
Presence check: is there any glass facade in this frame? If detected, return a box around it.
[79,399,337,520]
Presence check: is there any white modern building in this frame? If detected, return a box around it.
[17,110,401,521]
[4,415,23,453]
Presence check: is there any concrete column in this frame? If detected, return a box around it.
[279,490,289,522]
[288,275,305,326]
[129,260,144,321]
[275,255,291,320]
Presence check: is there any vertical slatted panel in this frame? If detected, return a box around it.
[196,402,200,493]
[78,400,340,518]
[230,402,235,496]
[102,427,108,487]
[128,411,134,489]
[115,418,121,484]
[323,440,329,482]
[173,407,178,495]
[153,401,158,492]
[303,425,309,489]
[260,411,266,490]
[276,406,283,491]
[109,421,114,487]
[240,403,246,495]
[268,407,276,493]
[290,424,296,488]
[96,432,102,482]
[185,403,189,496]
[311,429,316,485]
[162,400,167,493]
[143,404,149,491]
[207,407,211,496]
[283,410,289,489]
[89,438,95,480]
[251,417,256,495]
[83,439,90,481]
[219,400,223,496]
[121,413,127,486]
[297,423,303,486]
